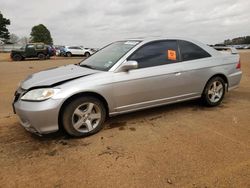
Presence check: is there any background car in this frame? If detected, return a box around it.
[46,45,56,57]
[10,43,51,61]
[244,45,250,49]
[64,46,94,57]
[234,45,245,49]
[54,45,64,56]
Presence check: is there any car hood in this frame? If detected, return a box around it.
[21,64,101,90]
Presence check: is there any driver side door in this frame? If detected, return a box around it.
[112,40,184,113]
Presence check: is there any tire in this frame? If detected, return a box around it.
[66,52,72,57]
[12,54,22,61]
[38,53,46,60]
[202,76,226,107]
[62,96,106,137]
[85,52,90,58]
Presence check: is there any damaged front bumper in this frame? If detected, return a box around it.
[13,92,63,135]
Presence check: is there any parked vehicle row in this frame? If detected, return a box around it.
[10,44,97,61]
[13,37,242,137]
[231,44,250,49]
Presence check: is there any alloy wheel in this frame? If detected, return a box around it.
[207,81,224,103]
[71,102,101,133]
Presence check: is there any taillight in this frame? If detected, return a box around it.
[236,59,241,69]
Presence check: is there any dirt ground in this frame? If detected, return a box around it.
[0,51,250,188]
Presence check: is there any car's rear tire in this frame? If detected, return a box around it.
[66,52,72,57]
[38,53,46,60]
[62,96,106,137]
[85,52,90,58]
[12,54,22,61]
[202,76,226,107]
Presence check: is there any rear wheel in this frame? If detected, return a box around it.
[85,52,90,58]
[13,54,22,61]
[38,53,46,60]
[62,96,106,137]
[202,76,226,106]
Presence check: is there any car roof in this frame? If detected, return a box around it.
[124,36,222,57]
[126,36,200,43]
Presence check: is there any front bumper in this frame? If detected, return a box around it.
[13,98,63,134]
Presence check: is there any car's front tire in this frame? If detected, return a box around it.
[62,96,106,137]
[202,76,226,106]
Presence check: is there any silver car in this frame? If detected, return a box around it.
[13,37,242,137]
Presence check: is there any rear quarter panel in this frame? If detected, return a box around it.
[180,53,240,95]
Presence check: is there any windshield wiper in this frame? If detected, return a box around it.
[80,64,95,69]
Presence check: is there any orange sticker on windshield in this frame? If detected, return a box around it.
[167,50,176,61]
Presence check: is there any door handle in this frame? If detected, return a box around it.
[174,72,181,76]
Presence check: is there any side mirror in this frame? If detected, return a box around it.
[118,60,138,72]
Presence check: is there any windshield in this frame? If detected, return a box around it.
[80,41,141,71]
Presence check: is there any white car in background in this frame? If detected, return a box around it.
[64,46,94,57]
[244,45,250,49]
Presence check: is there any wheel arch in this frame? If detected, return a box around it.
[58,91,109,130]
[203,73,229,94]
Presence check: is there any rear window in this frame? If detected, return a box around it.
[178,40,211,61]
[27,44,34,48]
[36,44,44,49]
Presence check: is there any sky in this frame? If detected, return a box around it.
[1,0,250,47]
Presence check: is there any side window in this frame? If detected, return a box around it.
[178,40,211,61]
[27,44,35,48]
[36,44,44,49]
[128,40,179,69]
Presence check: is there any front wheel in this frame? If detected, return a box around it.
[202,77,226,106]
[12,54,22,61]
[62,96,106,137]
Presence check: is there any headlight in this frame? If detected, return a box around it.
[21,88,60,101]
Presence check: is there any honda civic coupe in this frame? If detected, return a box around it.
[13,37,242,137]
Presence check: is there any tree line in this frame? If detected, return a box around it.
[224,36,250,45]
[0,11,53,45]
